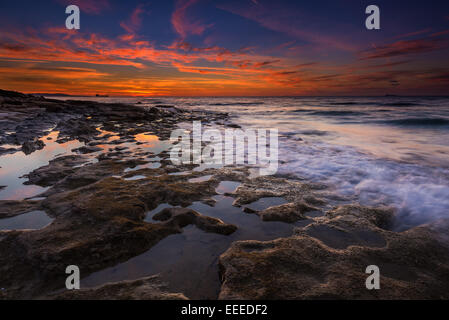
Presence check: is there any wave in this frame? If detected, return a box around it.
[208,102,264,106]
[309,110,366,116]
[329,102,359,105]
[292,109,313,113]
[383,117,449,127]
[384,102,420,107]
[299,130,329,136]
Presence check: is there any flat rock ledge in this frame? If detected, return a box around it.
[154,207,237,235]
[51,275,188,300]
[218,204,449,300]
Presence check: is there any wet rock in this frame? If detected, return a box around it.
[51,275,188,300]
[72,146,102,154]
[0,168,242,298]
[242,207,257,214]
[21,139,45,155]
[326,204,394,230]
[56,118,98,142]
[219,205,449,300]
[154,207,237,235]
[0,90,257,300]
[0,147,18,156]
[154,105,181,113]
[97,153,112,161]
[0,200,41,219]
[23,155,88,187]
[0,89,27,99]
[255,202,319,223]
[0,214,177,299]
[43,103,65,113]
[231,176,325,211]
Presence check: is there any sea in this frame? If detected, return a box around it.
[62,95,449,230]
[1,95,449,298]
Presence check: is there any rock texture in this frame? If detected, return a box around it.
[154,207,237,235]
[0,200,41,219]
[2,89,449,301]
[0,90,234,299]
[51,276,188,300]
[218,205,449,299]
[252,202,318,223]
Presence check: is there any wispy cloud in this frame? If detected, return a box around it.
[359,38,447,60]
[218,2,357,52]
[392,28,433,40]
[171,0,212,38]
[431,29,449,37]
[120,4,148,34]
[56,0,111,14]
[1,2,449,96]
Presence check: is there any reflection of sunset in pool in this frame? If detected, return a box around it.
[0,131,83,200]
[0,127,174,201]
[134,133,160,148]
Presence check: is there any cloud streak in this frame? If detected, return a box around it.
[120,4,147,34]
[359,38,447,60]
[171,0,211,38]
[56,0,110,14]
[0,2,449,96]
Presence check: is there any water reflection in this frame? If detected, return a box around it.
[83,193,294,299]
[0,131,83,200]
[0,210,53,231]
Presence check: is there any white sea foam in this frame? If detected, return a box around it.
[278,137,449,230]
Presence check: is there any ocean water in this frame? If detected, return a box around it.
[0,95,442,298]
[27,96,449,229]
[71,95,449,230]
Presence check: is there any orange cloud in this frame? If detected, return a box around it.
[1,3,449,97]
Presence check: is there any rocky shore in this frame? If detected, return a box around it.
[1,89,448,300]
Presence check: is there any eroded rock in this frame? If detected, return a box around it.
[154,207,237,235]
[231,176,326,209]
[51,276,188,300]
[251,202,319,223]
[23,155,88,187]
[218,205,449,299]
[0,90,235,299]
[21,139,45,155]
[0,200,41,219]
[72,146,102,154]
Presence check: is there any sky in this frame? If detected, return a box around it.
[0,0,448,96]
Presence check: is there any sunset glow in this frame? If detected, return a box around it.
[1,0,448,96]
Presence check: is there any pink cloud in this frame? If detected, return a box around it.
[392,28,432,40]
[218,3,357,52]
[431,29,449,37]
[120,4,147,34]
[359,38,447,60]
[171,0,212,38]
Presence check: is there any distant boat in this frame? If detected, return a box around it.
[95,94,109,97]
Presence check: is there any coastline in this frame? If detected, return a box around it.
[1,89,449,299]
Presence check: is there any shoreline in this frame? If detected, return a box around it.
[1,89,449,299]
